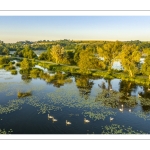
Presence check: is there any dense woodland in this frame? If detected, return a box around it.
[0,39,150,82]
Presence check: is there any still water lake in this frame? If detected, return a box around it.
[0,63,150,134]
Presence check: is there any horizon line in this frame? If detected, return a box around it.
[2,39,150,44]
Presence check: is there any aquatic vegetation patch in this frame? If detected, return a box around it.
[17,91,32,98]
[0,83,9,92]
[101,124,146,134]
[132,111,150,120]
[6,91,14,96]
[140,97,150,106]
[0,129,13,134]
[46,88,116,120]
[0,99,24,114]
[95,89,138,108]
[83,110,116,121]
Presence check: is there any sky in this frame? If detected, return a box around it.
[0,16,150,43]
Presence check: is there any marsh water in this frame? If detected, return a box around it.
[0,62,150,134]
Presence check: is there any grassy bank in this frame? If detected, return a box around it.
[92,71,150,86]
[38,61,150,86]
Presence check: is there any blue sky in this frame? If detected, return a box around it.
[0,16,150,43]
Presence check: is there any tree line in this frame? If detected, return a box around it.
[37,41,150,80]
[0,40,150,80]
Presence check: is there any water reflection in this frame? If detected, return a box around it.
[95,80,138,108]
[1,66,150,134]
[21,67,73,88]
[21,74,32,83]
[75,75,94,100]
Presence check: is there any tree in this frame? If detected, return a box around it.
[2,48,9,55]
[18,46,37,59]
[78,50,105,73]
[141,55,150,80]
[143,48,150,55]
[73,45,85,64]
[46,47,52,61]
[51,44,64,64]
[20,58,31,70]
[0,56,10,65]
[97,41,122,71]
[120,44,141,77]
[38,52,48,60]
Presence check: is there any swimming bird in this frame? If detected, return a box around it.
[148,88,150,91]
[110,117,114,121]
[119,108,123,112]
[52,117,57,122]
[48,114,53,119]
[129,109,131,112]
[66,120,71,125]
[121,104,123,107]
[84,118,90,123]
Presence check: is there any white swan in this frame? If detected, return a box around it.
[119,108,123,112]
[110,117,114,121]
[121,104,123,107]
[148,88,150,91]
[52,117,57,122]
[129,109,131,112]
[48,114,53,119]
[84,118,90,123]
[66,120,71,125]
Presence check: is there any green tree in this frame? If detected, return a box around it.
[97,41,122,71]
[18,46,37,59]
[2,48,9,55]
[46,47,52,61]
[0,56,10,65]
[141,55,150,80]
[20,58,31,70]
[78,50,105,73]
[38,52,48,60]
[120,44,141,77]
[51,44,64,64]
[73,45,85,64]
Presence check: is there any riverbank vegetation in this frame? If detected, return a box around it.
[0,39,150,85]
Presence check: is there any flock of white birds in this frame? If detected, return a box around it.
[48,114,91,125]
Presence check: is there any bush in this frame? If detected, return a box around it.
[11,70,17,75]
[0,56,10,65]
[5,65,16,71]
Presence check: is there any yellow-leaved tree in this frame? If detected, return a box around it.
[97,41,122,71]
[120,44,141,77]
[78,50,105,73]
[141,55,150,80]
[50,44,64,64]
